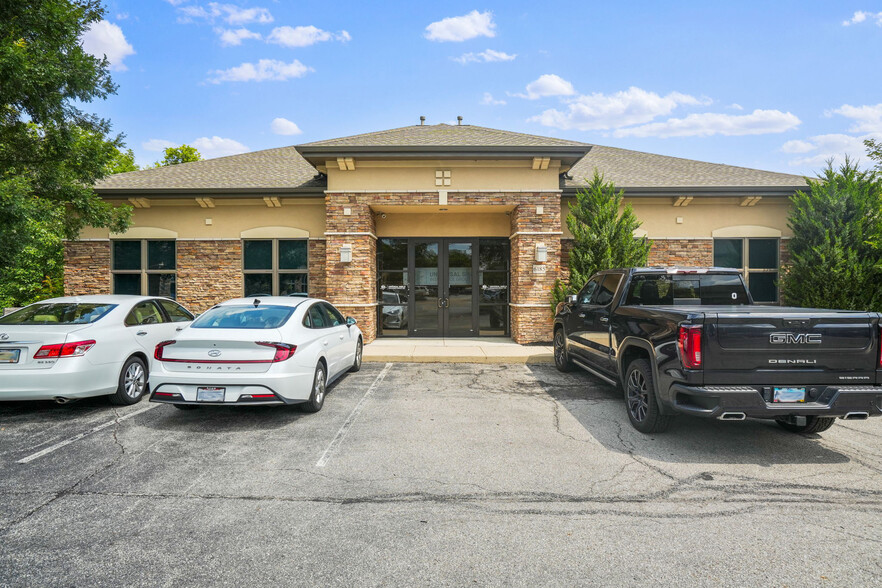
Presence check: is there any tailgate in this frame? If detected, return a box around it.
[704,309,878,384]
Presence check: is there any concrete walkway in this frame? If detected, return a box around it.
[362,337,554,364]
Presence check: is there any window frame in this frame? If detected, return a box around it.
[713,237,780,304]
[111,240,177,298]
[243,239,309,297]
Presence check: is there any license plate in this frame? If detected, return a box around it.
[773,387,806,403]
[0,349,20,364]
[196,387,225,402]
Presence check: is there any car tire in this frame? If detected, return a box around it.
[173,404,200,411]
[553,327,574,372]
[624,359,672,434]
[350,337,363,372]
[300,363,326,413]
[109,356,148,406]
[775,416,836,434]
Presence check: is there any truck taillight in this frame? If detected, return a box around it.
[256,342,297,362]
[879,326,882,368]
[678,326,702,370]
[34,340,96,359]
[154,340,176,361]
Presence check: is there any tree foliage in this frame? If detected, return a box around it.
[781,158,882,311]
[154,144,202,167]
[0,0,132,306]
[107,147,139,174]
[551,171,651,312]
[865,138,882,171]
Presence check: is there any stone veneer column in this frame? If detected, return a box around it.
[176,240,243,313]
[509,195,561,344]
[308,239,327,300]
[64,241,111,295]
[325,194,377,343]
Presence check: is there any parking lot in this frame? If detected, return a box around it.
[1,362,880,586]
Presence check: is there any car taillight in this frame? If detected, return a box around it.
[678,326,702,370]
[256,342,297,362]
[154,340,177,361]
[34,340,96,359]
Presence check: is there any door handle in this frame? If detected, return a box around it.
[136,331,148,336]
[578,313,586,318]
[339,335,345,340]
[438,298,449,308]
[176,326,184,332]
[599,317,609,323]
[323,341,329,346]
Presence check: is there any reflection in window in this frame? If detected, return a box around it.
[112,240,177,298]
[713,237,779,303]
[243,239,308,296]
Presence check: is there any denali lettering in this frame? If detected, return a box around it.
[768,359,817,364]
[769,333,822,345]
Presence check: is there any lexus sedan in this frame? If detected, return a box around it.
[0,295,194,404]
[149,297,363,411]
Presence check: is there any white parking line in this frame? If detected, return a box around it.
[316,362,393,468]
[16,403,159,464]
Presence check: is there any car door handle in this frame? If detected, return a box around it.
[176,326,184,331]
[323,341,329,346]
[599,317,609,323]
[578,313,586,318]
[136,331,148,336]
[339,335,345,340]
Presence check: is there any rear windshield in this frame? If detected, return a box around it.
[0,303,117,325]
[190,305,295,329]
[624,274,749,306]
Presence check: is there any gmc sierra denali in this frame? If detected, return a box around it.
[553,267,882,434]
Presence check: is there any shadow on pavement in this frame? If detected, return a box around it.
[528,364,852,467]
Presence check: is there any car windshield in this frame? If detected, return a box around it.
[624,274,749,306]
[0,303,117,325]
[190,305,295,329]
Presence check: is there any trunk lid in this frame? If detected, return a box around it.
[704,307,878,384]
[158,328,285,374]
[0,326,92,370]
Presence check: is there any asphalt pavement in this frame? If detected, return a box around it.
[1,363,880,587]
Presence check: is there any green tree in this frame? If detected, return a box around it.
[866,138,882,171]
[551,171,652,312]
[154,144,202,167]
[781,158,882,311]
[1,0,132,306]
[107,147,139,174]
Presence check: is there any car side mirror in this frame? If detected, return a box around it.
[566,294,578,306]
[346,316,358,326]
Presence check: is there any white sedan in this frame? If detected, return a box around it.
[0,295,194,404]
[149,297,363,411]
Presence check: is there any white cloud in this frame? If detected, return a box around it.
[267,25,351,47]
[179,3,273,25]
[116,12,129,20]
[270,117,302,135]
[481,92,506,106]
[191,136,249,158]
[425,10,495,42]
[613,109,801,138]
[142,139,176,152]
[454,49,516,64]
[783,133,882,169]
[830,103,882,133]
[217,27,261,46]
[209,59,312,83]
[516,74,576,100]
[728,103,744,110]
[530,86,708,130]
[842,11,882,26]
[81,20,135,71]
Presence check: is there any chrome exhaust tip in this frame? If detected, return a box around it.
[53,397,71,405]
[842,412,869,421]
[718,412,747,421]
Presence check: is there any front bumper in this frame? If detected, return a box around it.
[669,384,882,420]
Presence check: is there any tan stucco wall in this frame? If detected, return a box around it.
[561,197,793,239]
[79,197,326,239]
[375,212,510,237]
[325,160,562,193]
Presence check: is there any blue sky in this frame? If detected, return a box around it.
[80,1,882,176]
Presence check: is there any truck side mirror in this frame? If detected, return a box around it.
[566,294,578,306]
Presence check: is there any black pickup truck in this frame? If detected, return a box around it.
[553,267,882,434]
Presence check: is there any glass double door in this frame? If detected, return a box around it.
[411,239,476,337]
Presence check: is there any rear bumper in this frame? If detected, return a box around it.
[0,363,117,401]
[668,383,882,420]
[148,367,314,404]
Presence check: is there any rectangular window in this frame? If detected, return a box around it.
[112,240,176,298]
[713,238,779,303]
[243,239,308,297]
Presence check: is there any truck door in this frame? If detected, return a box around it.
[577,273,623,374]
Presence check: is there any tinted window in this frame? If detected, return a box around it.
[279,240,307,270]
[578,279,600,305]
[594,274,623,306]
[157,299,193,322]
[113,241,141,270]
[625,274,749,306]
[322,303,345,326]
[125,301,164,327]
[307,304,328,328]
[713,239,743,268]
[148,241,176,270]
[0,303,117,325]
[191,305,295,329]
[244,240,272,270]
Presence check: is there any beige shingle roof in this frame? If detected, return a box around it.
[298,123,589,148]
[567,145,807,191]
[95,146,323,193]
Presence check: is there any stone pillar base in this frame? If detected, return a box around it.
[511,306,553,344]
[335,305,377,344]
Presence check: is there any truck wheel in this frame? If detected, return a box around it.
[775,416,836,434]
[624,359,671,434]
[553,328,574,372]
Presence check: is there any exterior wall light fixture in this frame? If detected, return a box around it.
[535,243,547,263]
[340,244,353,263]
